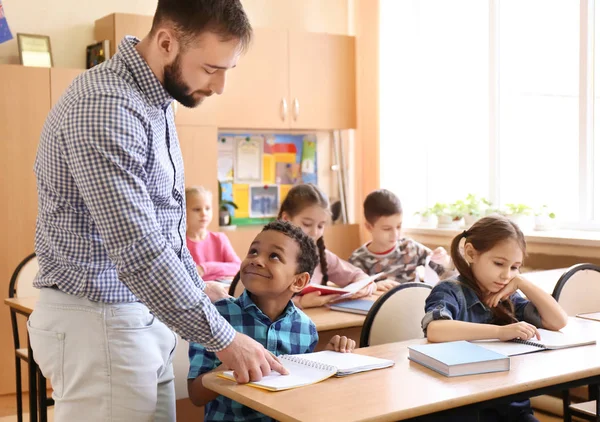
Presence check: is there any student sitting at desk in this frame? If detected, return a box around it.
[349,189,453,291]
[422,215,568,422]
[186,186,241,282]
[187,221,356,421]
[279,184,375,308]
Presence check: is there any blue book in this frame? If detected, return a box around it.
[328,299,374,315]
[408,341,510,377]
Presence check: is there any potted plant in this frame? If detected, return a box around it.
[449,200,467,228]
[534,205,556,231]
[414,207,435,227]
[431,202,454,228]
[463,194,491,227]
[504,203,534,231]
[218,181,238,228]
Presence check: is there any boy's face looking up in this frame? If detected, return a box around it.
[240,230,309,299]
[366,213,403,251]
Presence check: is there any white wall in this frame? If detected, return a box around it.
[0,0,349,68]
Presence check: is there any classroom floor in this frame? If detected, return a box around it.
[0,393,572,422]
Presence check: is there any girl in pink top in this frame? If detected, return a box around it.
[278,184,374,308]
[185,186,241,281]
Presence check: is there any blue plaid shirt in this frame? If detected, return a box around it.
[33,36,234,351]
[188,291,318,422]
[422,276,543,333]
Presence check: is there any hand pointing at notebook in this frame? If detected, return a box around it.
[496,321,541,342]
[216,332,289,383]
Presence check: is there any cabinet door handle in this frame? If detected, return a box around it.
[280,98,288,122]
[293,98,300,121]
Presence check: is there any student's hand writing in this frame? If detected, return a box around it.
[299,291,341,308]
[216,333,288,384]
[497,321,541,342]
[430,247,451,268]
[376,279,400,292]
[204,282,231,303]
[325,335,356,353]
[485,276,522,308]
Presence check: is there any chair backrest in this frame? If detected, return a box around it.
[228,275,245,298]
[552,263,600,316]
[9,253,39,299]
[360,282,432,348]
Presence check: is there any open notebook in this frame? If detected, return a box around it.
[474,327,597,356]
[300,273,383,299]
[218,351,395,391]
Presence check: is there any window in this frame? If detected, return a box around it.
[497,0,579,222]
[380,0,598,229]
[380,0,488,219]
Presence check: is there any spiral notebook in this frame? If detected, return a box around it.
[218,351,394,391]
[474,327,597,356]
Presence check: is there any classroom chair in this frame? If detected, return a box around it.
[359,282,432,348]
[228,277,245,297]
[8,253,53,422]
[552,263,600,422]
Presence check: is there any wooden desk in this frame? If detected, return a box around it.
[578,312,600,322]
[5,296,38,315]
[203,337,600,421]
[304,295,378,351]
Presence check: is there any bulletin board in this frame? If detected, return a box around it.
[218,133,318,226]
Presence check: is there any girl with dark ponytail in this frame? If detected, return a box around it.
[278,184,374,308]
[421,214,567,422]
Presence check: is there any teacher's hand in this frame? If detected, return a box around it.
[215,332,289,384]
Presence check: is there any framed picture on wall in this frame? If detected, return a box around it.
[249,185,279,218]
[17,33,53,67]
[234,136,263,184]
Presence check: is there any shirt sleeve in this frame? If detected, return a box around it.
[200,234,242,280]
[325,250,369,288]
[61,93,234,351]
[511,293,543,328]
[421,282,461,334]
[188,341,220,380]
[413,240,446,277]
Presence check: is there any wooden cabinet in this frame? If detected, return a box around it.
[175,28,356,130]
[94,14,357,130]
[0,65,51,395]
[289,32,356,130]
[51,68,85,106]
[178,126,219,232]
[185,29,290,129]
[94,13,153,59]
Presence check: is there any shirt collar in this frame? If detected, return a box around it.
[236,290,297,323]
[457,275,487,310]
[117,36,173,109]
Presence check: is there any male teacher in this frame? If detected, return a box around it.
[27,1,285,421]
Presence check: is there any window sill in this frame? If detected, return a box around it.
[403,226,600,258]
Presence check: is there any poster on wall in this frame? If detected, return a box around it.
[249,185,279,218]
[234,136,263,184]
[0,1,13,45]
[217,136,234,182]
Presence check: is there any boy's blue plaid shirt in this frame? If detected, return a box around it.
[188,290,318,421]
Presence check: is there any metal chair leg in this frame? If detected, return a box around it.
[15,357,23,422]
[27,340,38,422]
[562,389,572,422]
[37,368,47,422]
